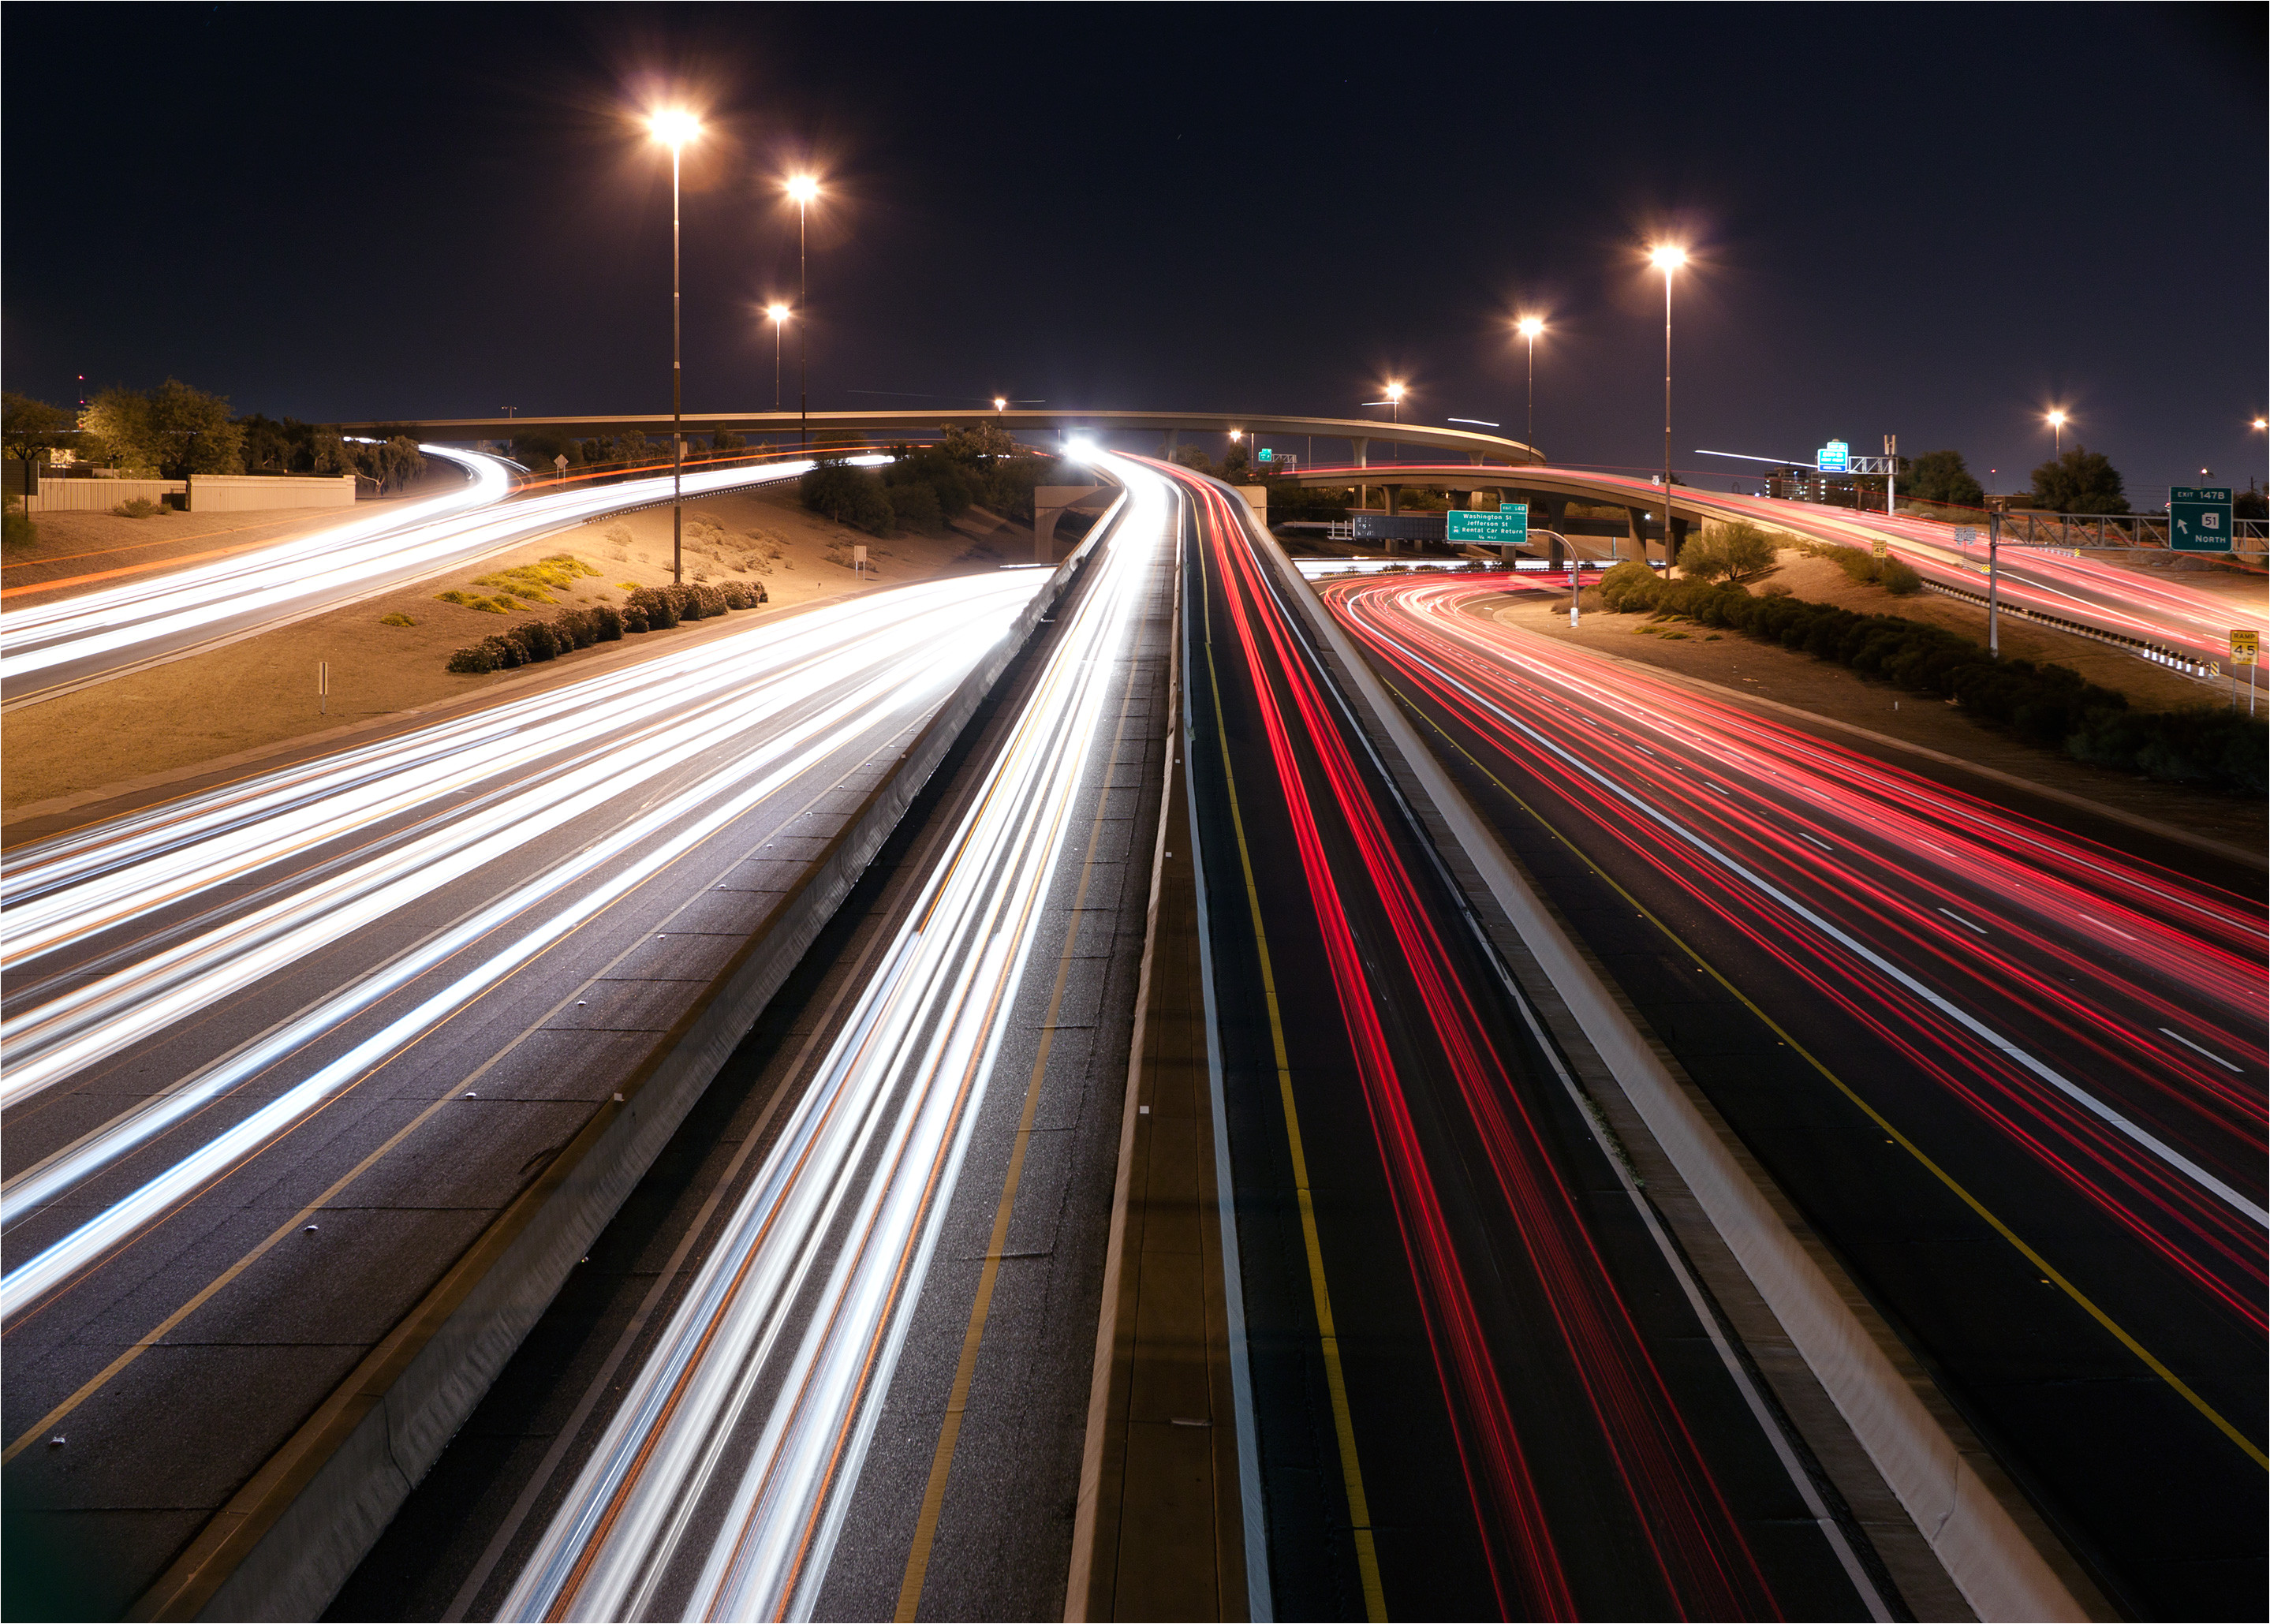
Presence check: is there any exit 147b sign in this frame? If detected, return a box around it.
[2171,487,2233,552]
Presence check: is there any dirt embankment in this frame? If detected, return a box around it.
[2,485,1035,828]
[1492,551,2267,854]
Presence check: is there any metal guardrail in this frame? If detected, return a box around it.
[1920,577,2223,683]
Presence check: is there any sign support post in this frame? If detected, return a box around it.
[2231,629,2258,715]
[1986,511,2001,659]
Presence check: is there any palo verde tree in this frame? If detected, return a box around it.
[2030,445,2127,514]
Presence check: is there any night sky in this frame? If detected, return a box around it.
[6,4,2263,500]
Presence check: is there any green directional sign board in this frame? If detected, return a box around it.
[2171,486,2234,552]
[1447,506,1529,547]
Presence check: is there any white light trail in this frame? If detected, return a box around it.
[0,570,1047,1318]
[499,462,1161,1622]
[0,453,883,696]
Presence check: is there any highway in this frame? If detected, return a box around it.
[0,451,877,707]
[1301,462,2265,670]
[439,455,1169,1622]
[0,568,1054,1621]
[1170,471,1892,1619]
[1320,569,2267,1619]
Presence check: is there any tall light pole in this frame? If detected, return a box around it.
[1385,380,1405,424]
[1648,245,1686,504]
[766,303,790,413]
[1515,316,1544,451]
[786,174,820,457]
[2047,409,2067,461]
[648,108,701,585]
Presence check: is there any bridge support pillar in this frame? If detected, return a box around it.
[1351,437,1368,468]
[1034,483,1101,564]
[1548,532,1566,570]
[1384,484,1402,517]
[1163,427,1179,462]
[1469,450,1486,465]
[1625,506,1651,566]
[1667,514,1690,571]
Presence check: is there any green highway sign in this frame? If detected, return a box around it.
[1256,446,1273,461]
[1447,506,1528,546]
[2171,486,2233,552]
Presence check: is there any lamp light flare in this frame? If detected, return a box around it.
[1648,244,1687,271]
[647,108,702,148]
[994,397,1006,411]
[766,303,790,323]
[1516,316,1544,339]
[1385,382,1406,401]
[786,173,820,204]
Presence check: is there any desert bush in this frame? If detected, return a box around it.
[802,457,896,536]
[622,603,650,633]
[113,497,162,518]
[1880,557,1923,595]
[719,580,763,610]
[2,507,35,549]
[628,584,678,629]
[379,612,416,627]
[1679,519,1778,583]
[436,589,511,614]
[506,619,561,662]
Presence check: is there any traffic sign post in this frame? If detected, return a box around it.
[2171,486,2234,552]
[2232,628,2258,715]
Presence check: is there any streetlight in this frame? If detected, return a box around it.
[786,173,820,456]
[765,304,790,414]
[648,106,702,585]
[993,396,1006,413]
[2046,409,2067,460]
[1385,381,1405,424]
[1648,245,1686,513]
[1514,315,1544,451]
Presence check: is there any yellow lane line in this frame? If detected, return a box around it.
[1386,675,2269,1473]
[1198,524,1388,1621]
[893,678,1138,1621]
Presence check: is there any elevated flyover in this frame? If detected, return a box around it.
[341,409,1542,471]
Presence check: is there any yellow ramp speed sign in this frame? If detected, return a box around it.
[2232,629,2259,666]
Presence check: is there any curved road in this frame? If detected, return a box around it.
[1322,569,2267,1618]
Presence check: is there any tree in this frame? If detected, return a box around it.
[1903,449,1984,507]
[2234,481,2264,521]
[80,379,244,478]
[2,392,73,491]
[801,456,894,535]
[1678,519,1778,583]
[375,435,427,492]
[2030,445,2126,514]
[941,421,1017,465]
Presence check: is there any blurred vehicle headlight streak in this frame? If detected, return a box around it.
[498,461,1162,1623]
[0,570,1046,1320]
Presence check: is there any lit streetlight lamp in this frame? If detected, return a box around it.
[993,396,1006,413]
[1514,315,1544,452]
[786,174,820,456]
[1384,380,1405,424]
[648,106,702,585]
[2046,409,2067,460]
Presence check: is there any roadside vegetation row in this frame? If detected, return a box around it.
[1593,559,2265,795]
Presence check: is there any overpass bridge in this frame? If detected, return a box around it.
[341,408,1542,472]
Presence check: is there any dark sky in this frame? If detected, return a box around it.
[6,4,2264,500]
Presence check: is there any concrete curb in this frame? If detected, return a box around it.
[1254,526,2087,1622]
[125,541,1107,1623]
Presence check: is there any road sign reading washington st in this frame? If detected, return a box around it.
[1816,439,1851,473]
[2171,487,2233,552]
[1447,507,1528,546]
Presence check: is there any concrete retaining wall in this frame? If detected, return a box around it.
[21,474,356,514]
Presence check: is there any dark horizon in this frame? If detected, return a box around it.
[5,3,2263,501]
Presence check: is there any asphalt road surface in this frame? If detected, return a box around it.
[1174,470,1895,1621]
[1323,569,2267,1619]
[0,569,1051,1620]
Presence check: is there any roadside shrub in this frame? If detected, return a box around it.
[437,589,512,614]
[551,608,598,650]
[1880,557,1922,595]
[801,457,895,536]
[687,582,728,618]
[718,580,756,610]
[379,612,417,627]
[2,506,34,549]
[628,584,678,629]
[622,603,650,633]
[1679,520,1778,584]
[506,619,561,662]
[446,644,497,674]
[589,603,624,640]
[1596,560,1663,611]
[113,497,162,518]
